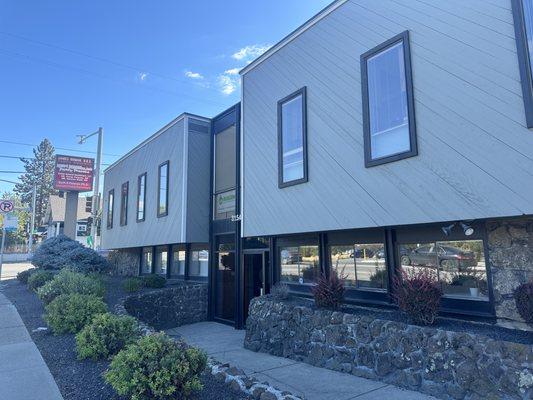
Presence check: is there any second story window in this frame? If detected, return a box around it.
[278,87,308,188]
[512,0,533,127]
[361,31,417,167]
[107,189,114,229]
[120,182,128,226]
[158,161,169,217]
[137,173,146,222]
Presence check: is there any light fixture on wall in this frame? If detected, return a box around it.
[461,222,474,236]
[441,223,456,237]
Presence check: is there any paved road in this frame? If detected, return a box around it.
[0,261,33,281]
[0,291,63,400]
[168,322,437,400]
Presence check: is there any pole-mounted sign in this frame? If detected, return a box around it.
[53,155,94,192]
[0,200,14,213]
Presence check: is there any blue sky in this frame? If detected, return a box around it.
[0,0,331,195]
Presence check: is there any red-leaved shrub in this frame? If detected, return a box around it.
[514,281,533,324]
[393,268,442,325]
[311,272,344,310]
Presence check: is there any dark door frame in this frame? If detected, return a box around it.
[242,249,270,324]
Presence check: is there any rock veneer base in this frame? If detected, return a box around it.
[244,297,533,400]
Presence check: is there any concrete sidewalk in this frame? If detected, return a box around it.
[0,292,63,400]
[167,322,436,400]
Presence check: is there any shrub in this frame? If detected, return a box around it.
[311,272,345,310]
[123,277,143,293]
[17,268,37,284]
[514,281,533,324]
[393,269,442,326]
[31,234,109,273]
[32,235,82,269]
[142,274,166,288]
[105,333,207,400]
[37,269,105,305]
[66,246,109,273]
[27,270,55,292]
[270,282,290,300]
[76,313,140,360]
[44,294,107,334]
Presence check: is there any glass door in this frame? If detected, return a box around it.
[243,251,270,321]
[214,236,236,322]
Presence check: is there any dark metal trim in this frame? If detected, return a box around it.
[277,86,308,188]
[120,181,129,227]
[512,0,533,128]
[361,30,418,167]
[136,172,147,223]
[107,189,114,229]
[157,160,169,218]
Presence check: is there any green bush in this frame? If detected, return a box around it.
[75,313,140,360]
[142,274,166,288]
[44,294,107,334]
[105,333,207,400]
[27,270,55,292]
[37,269,105,305]
[123,277,143,293]
[32,234,108,273]
[17,268,37,284]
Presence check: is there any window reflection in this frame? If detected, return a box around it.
[171,246,185,277]
[190,247,209,278]
[330,244,387,290]
[398,240,488,300]
[141,247,153,274]
[280,245,319,284]
[155,246,168,275]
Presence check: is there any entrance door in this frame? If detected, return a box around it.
[243,251,270,321]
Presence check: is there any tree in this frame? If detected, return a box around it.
[14,139,57,229]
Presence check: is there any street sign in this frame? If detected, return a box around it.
[53,155,94,192]
[0,200,14,213]
[3,213,18,231]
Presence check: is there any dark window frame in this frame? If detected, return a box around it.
[277,86,308,188]
[360,30,418,167]
[136,172,147,222]
[120,181,129,226]
[157,161,169,218]
[512,0,533,128]
[106,189,114,229]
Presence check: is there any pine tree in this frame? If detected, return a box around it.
[14,139,57,229]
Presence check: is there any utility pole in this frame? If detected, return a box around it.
[78,127,103,250]
[28,183,36,254]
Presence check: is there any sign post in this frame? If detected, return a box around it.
[0,199,16,281]
[53,155,94,240]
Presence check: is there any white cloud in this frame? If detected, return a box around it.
[218,74,238,95]
[138,72,148,81]
[224,67,240,76]
[232,44,271,62]
[184,70,204,80]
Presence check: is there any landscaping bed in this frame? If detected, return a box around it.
[3,276,249,400]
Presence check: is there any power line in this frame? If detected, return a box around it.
[0,171,24,174]
[0,47,228,108]
[0,139,120,157]
[0,155,33,160]
[0,31,210,89]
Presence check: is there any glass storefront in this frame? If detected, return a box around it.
[170,245,185,277]
[141,247,153,274]
[279,242,319,285]
[154,246,168,275]
[190,246,209,278]
[398,240,488,300]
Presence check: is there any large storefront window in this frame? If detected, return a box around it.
[141,247,153,274]
[279,243,319,285]
[398,240,488,300]
[154,246,168,275]
[170,245,185,277]
[190,246,209,278]
[330,243,387,290]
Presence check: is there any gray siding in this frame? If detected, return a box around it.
[241,0,533,238]
[186,118,211,243]
[102,115,210,249]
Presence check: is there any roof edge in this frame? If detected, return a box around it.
[240,0,348,76]
[104,112,210,173]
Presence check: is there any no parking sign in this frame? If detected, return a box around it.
[0,200,14,213]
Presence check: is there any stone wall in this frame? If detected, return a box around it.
[124,283,208,330]
[107,248,140,276]
[245,297,532,400]
[487,218,533,324]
